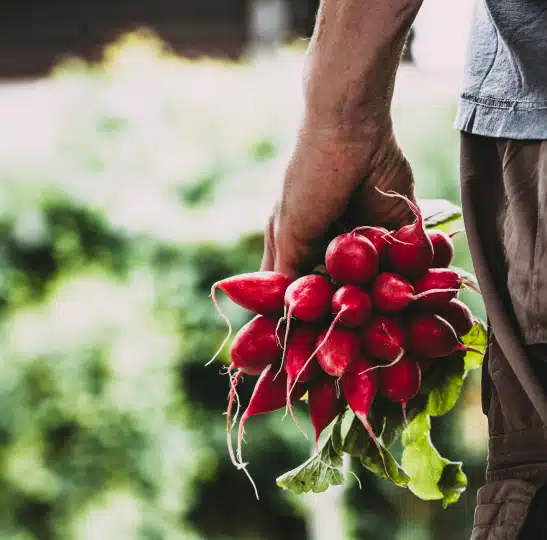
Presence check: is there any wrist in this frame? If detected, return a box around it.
[300,109,394,151]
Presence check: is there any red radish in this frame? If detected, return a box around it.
[284,326,322,432]
[380,355,422,422]
[315,326,361,378]
[436,298,474,337]
[341,356,383,457]
[325,233,379,285]
[308,377,342,449]
[284,274,334,322]
[380,356,421,402]
[414,268,478,309]
[370,272,416,313]
[209,271,291,365]
[428,229,457,268]
[230,315,282,375]
[407,312,482,358]
[380,191,434,278]
[362,315,406,362]
[279,274,334,374]
[212,271,291,316]
[236,366,305,474]
[332,285,372,328]
[370,272,460,313]
[351,226,391,256]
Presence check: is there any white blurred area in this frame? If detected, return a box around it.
[413,0,475,74]
[0,0,477,245]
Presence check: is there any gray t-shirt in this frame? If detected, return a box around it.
[455,0,547,139]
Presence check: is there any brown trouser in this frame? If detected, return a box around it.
[460,134,547,539]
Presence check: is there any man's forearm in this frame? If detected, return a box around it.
[304,0,423,131]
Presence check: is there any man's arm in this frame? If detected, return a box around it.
[304,0,423,131]
[261,0,424,278]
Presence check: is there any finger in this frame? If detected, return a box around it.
[347,157,416,231]
[260,236,275,271]
[273,233,305,281]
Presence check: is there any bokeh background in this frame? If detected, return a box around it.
[0,1,488,539]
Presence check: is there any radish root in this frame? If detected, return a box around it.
[401,402,409,426]
[275,304,294,379]
[375,188,422,223]
[235,418,260,500]
[206,283,233,366]
[350,225,413,246]
[413,287,461,301]
[359,348,405,376]
[275,306,287,348]
[226,369,243,467]
[283,377,308,439]
[462,279,482,295]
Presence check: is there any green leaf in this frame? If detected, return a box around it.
[277,416,345,494]
[369,396,426,449]
[449,265,480,289]
[420,199,462,231]
[343,415,409,487]
[461,319,487,372]
[343,415,369,458]
[439,462,468,509]
[361,446,410,488]
[425,354,466,417]
[401,412,467,506]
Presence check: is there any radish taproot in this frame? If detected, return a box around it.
[407,312,482,358]
[362,315,406,362]
[284,326,322,431]
[341,356,383,456]
[230,315,282,375]
[308,376,342,448]
[209,271,291,366]
[212,271,291,316]
[325,233,379,285]
[428,229,458,268]
[235,365,306,496]
[436,298,475,337]
[315,326,361,377]
[332,285,372,328]
[380,191,434,278]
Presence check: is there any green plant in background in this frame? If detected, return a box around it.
[0,31,487,540]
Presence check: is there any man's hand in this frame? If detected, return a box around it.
[260,0,423,279]
[261,123,415,278]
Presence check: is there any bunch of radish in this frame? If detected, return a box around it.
[209,192,480,497]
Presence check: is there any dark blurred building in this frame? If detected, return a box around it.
[0,0,412,78]
[0,0,312,77]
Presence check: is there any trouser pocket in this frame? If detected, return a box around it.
[471,479,537,540]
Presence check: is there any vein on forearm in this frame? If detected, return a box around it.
[304,0,423,126]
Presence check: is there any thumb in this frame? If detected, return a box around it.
[273,226,309,281]
[261,205,310,280]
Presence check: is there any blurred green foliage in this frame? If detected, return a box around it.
[0,32,487,540]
